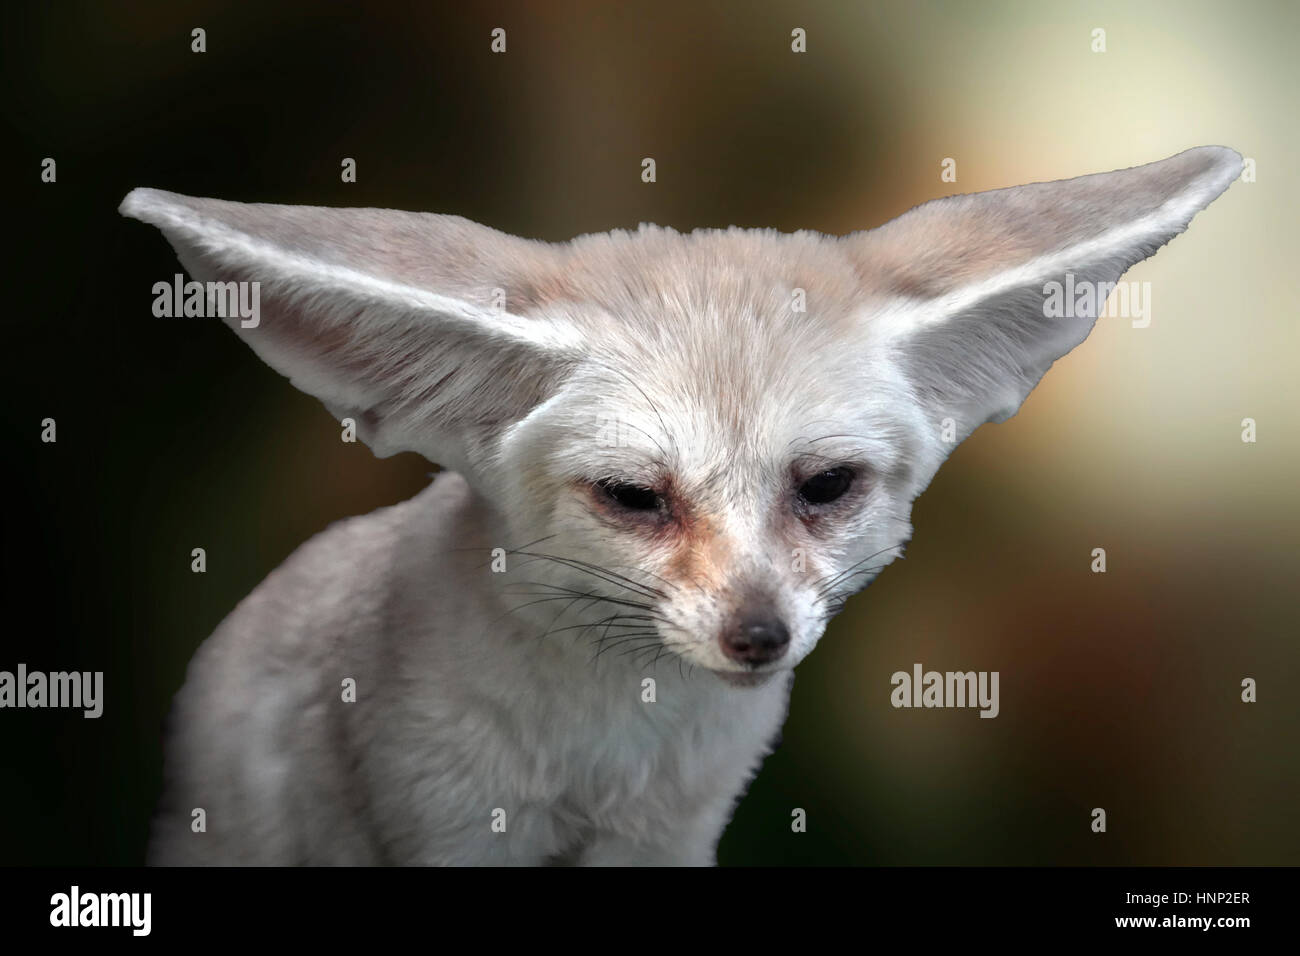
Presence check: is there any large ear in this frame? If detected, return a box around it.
[119,188,582,478]
[848,146,1241,437]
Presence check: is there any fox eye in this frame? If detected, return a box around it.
[599,480,662,511]
[798,467,854,505]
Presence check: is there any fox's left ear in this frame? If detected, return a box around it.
[848,146,1241,436]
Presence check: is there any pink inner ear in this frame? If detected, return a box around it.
[846,146,1241,304]
[839,147,1240,442]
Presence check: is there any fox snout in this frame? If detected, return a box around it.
[721,604,791,667]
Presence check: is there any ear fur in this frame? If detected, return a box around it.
[119,188,581,477]
[847,146,1242,434]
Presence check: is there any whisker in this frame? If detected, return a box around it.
[509,549,666,600]
[590,633,661,663]
[442,533,561,565]
[814,543,902,596]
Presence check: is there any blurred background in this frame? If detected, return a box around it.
[2,0,1296,865]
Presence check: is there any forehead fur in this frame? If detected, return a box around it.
[522,224,869,344]
[518,225,898,445]
[501,226,920,493]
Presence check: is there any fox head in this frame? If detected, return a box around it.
[121,146,1239,686]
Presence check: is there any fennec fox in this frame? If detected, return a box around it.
[121,146,1241,864]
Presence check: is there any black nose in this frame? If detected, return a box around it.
[721,610,791,666]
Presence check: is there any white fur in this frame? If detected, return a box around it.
[122,146,1240,865]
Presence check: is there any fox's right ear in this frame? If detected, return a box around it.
[120,188,581,479]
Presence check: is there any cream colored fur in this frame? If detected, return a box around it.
[121,146,1240,864]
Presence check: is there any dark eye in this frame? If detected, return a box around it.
[798,467,854,505]
[599,480,662,511]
